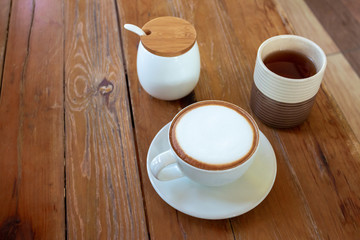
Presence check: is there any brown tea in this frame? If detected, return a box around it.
[263,50,316,79]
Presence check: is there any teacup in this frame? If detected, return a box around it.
[150,100,260,186]
[250,35,327,128]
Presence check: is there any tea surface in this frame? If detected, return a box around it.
[263,50,316,79]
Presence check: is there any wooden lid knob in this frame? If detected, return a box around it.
[140,16,197,57]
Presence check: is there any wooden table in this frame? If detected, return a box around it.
[1,0,359,239]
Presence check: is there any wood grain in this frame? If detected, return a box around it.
[273,0,360,141]
[118,0,235,239]
[322,53,360,141]
[64,0,148,239]
[304,0,360,51]
[0,0,11,87]
[273,90,360,239]
[340,0,360,23]
[0,0,358,238]
[304,0,360,77]
[344,48,360,79]
[117,0,347,238]
[273,0,339,55]
[140,16,197,57]
[0,0,65,239]
[226,1,360,238]
[274,6,360,237]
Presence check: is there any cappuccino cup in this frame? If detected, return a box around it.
[150,100,260,186]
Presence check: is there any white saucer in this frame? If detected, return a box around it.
[147,123,277,220]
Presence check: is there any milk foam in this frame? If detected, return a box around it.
[174,105,254,165]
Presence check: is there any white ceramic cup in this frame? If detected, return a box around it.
[150,100,260,186]
[137,41,200,101]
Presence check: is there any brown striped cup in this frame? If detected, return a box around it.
[250,35,327,128]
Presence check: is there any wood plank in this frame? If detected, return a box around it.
[304,0,360,52]
[300,0,360,77]
[118,0,325,238]
[228,1,360,238]
[0,0,65,239]
[273,89,360,239]
[344,48,360,79]
[215,1,330,238]
[64,0,148,239]
[275,0,360,139]
[273,0,339,55]
[0,0,11,86]
[117,0,235,239]
[231,130,323,239]
[340,0,360,25]
[322,53,360,140]
[261,1,360,238]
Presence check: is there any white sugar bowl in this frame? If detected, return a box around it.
[125,16,200,101]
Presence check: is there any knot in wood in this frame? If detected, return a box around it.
[99,85,113,95]
[98,78,114,95]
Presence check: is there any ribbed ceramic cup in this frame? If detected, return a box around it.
[250,35,327,128]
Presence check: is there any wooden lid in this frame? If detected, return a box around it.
[140,16,197,57]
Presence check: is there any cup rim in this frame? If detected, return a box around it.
[168,100,260,172]
[257,34,327,83]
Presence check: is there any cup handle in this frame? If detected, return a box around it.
[150,150,184,181]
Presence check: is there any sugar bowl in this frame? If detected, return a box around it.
[125,16,200,101]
